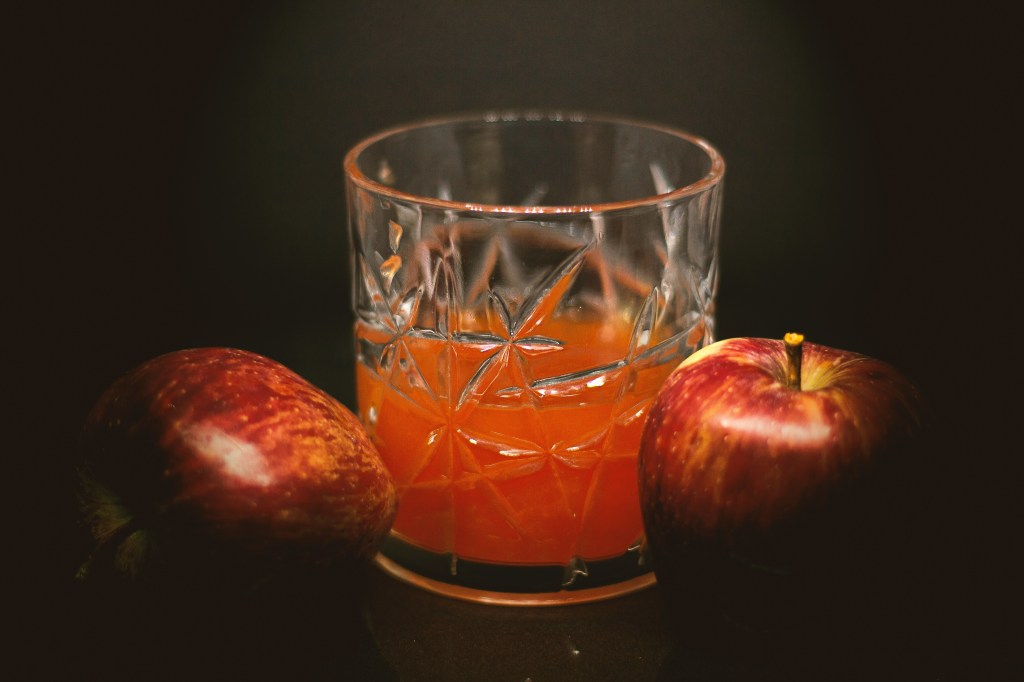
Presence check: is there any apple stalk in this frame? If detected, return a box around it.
[784,332,804,390]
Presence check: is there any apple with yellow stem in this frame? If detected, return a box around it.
[638,333,924,640]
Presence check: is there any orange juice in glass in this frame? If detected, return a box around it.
[344,113,724,604]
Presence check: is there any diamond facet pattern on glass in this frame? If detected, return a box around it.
[352,186,720,575]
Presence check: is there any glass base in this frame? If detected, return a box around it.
[373,533,657,606]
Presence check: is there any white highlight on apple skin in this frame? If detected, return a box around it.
[184,424,274,486]
[717,413,831,447]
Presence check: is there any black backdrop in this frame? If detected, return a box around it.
[13,1,1015,675]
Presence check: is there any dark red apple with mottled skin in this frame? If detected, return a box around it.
[639,334,924,641]
[76,347,398,587]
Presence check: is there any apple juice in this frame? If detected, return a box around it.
[355,314,678,567]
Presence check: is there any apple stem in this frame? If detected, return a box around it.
[784,332,804,390]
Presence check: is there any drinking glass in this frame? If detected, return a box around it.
[344,112,724,604]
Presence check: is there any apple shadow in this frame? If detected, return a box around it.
[58,562,395,680]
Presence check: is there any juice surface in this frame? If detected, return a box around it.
[356,314,677,566]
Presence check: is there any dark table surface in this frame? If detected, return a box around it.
[52,554,969,681]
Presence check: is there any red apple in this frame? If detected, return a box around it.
[639,334,924,642]
[75,347,398,587]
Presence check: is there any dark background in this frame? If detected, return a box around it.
[13,0,1015,676]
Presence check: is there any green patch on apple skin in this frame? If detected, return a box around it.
[76,472,148,580]
[113,529,154,578]
[75,520,148,581]
[78,471,131,538]
[675,340,723,370]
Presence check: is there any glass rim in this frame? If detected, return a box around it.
[343,110,725,216]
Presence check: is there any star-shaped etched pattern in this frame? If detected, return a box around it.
[352,194,716,584]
